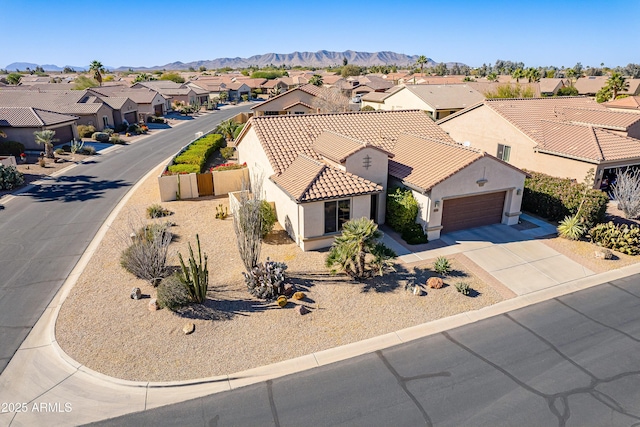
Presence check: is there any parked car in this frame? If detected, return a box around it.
[351,94,363,103]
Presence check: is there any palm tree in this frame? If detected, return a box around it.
[606,72,629,100]
[565,68,576,87]
[511,68,524,83]
[89,60,105,86]
[416,55,428,76]
[218,91,229,104]
[325,217,396,279]
[268,86,282,98]
[487,72,499,82]
[525,67,540,83]
[309,74,324,87]
[218,119,239,142]
[34,129,57,159]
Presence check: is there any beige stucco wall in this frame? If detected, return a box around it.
[212,168,250,196]
[380,88,433,113]
[343,147,389,223]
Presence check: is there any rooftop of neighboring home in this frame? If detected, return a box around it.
[401,84,485,110]
[346,75,394,91]
[88,87,163,104]
[574,76,640,95]
[604,96,640,111]
[134,80,195,96]
[250,84,325,111]
[538,78,569,93]
[403,75,467,85]
[0,107,78,127]
[239,109,455,175]
[466,81,542,97]
[18,76,51,85]
[0,90,106,114]
[1,83,77,91]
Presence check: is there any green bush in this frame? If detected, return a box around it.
[0,165,25,189]
[523,171,608,228]
[92,132,110,142]
[167,164,199,174]
[172,133,224,173]
[156,274,191,311]
[386,187,419,232]
[127,124,141,134]
[220,146,235,160]
[147,116,166,124]
[361,105,375,111]
[401,222,428,244]
[0,141,25,157]
[147,203,172,219]
[103,128,114,136]
[455,282,471,295]
[260,201,277,238]
[589,222,640,255]
[110,135,125,144]
[81,146,97,155]
[433,256,451,275]
[77,125,96,138]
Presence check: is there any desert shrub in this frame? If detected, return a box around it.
[557,214,585,240]
[210,162,246,172]
[54,148,65,155]
[92,132,110,142]
[103,128,114,136]
[115,123,128,133]
[120,223,172,284]
[61,144,71,152]
[259,201,277,237]
[361,105,375,111]
[156,273,191,311]
[127,124,142,134]
[523,171,608,228]
[110,135,125,144]
[0,141,25,157]
[455,282,471,295]
[243,259,287,300]
[220,146,235,160]
[588,222,640,255]
[176,235,209,303]
[167,163,199,174]
[386,187,419,232]
[77,125,96,138]
[147,203,172,219]
[401,222,428,245]
[433,256,451,275]
[147,116,166,124]
[81,146,96,155]
[0,165,25,189]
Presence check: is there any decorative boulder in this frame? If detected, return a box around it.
[183,323,195,335]
[130,287,142,300]
[296,305,310,315]
[277,295,288,307]
[148,298,159,311]
[283,284,295,297]
[413,286,423,296]
[427,277,444,289]
[594,248,613,260]
[292,291,306,300]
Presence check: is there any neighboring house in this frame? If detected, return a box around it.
[438,97,640,188]
[187,80,229,102]
[362,84,484,120]
[466,81,542,98]
[0,107,78,150]
[88,87,168,120]
[97,97,138,128]
[604,96,640,113]
[236,110,525,249]
[259,79,289,98]
[575,76,640,96]
[539,78,569,96]
[133,81,202,106]
[0,90,114,130]
[347,75,394,96]
[226,82,252,101]
[251,84,325,116]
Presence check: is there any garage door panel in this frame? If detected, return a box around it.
[441,191,506,233]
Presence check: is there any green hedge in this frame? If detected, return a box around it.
[167,164,200,174]
[523,171,608,227]
[0,141,25,156]
[386,187,419,232]
[172,133,224,173]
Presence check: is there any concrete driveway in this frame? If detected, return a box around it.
[382,214,595,296]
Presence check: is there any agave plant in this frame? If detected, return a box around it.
[557,214,584,240]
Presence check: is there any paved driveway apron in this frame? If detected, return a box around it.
[389,216,594,296]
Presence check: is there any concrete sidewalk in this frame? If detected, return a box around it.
[1,203,636,426]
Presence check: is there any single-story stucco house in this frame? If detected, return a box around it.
[0,107,79,150]
[236,110,525,250]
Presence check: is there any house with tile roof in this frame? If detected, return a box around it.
[132,81,207,106]
[604,96,640,114]
[0,107,78,150]
[361,84,484,119]
[88,87,168,119]
[251,84,335,116]
[438,97,640,188]
[236,110,525,249]
[575,76,640,97]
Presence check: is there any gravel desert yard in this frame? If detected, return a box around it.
[55,164,506,382]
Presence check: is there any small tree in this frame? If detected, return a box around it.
[89,60,105,86]
[34,130,57,158]
[612,168,640,219]
[232,173,265,272]
[325,217,397,279]
[309,74,324,86]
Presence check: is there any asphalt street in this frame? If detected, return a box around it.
[92,275,640,427]
[0,105,252,374]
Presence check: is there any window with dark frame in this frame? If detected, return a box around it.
[497,144,511,162]
[324,199,351,234]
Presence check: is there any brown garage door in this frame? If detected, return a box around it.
[124,111,137,124]
[441,191,506,233]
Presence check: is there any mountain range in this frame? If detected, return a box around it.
[5,50,444,72]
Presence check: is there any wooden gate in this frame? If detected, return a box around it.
[197,172,214,197]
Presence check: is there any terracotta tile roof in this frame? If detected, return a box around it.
[283,101,313,111]
[556,107,640,130]
[88,87,161,104]
[99,96,130,110]
[271,154,382,202]
[403,84,485,110]
[538,120,640,162]
[250,84,325,111]
[244,109,454,174]
[574,76,607,94]
[312,130,393,163]
[0,107,78,127]
[0,90,105,114]
[361,92,391,102]
[604,96,640,110]
[466,81,541,97]
[389,133,486,191]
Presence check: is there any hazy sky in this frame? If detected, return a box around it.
[3,0,639,69]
